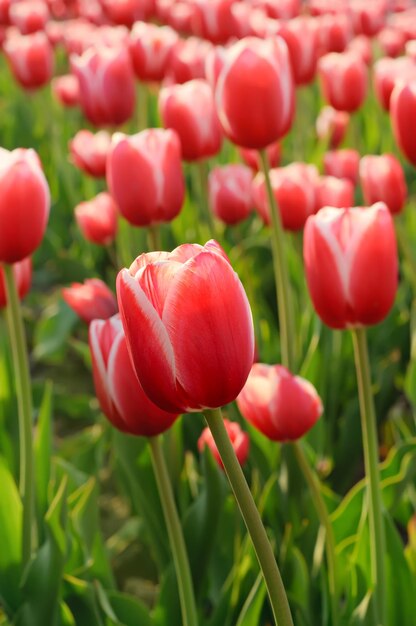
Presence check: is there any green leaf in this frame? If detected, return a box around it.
[95,583,155,626]
[34,381,53,527]
[235,573,266,626]
[0,456,22,613]
[33,299,77,363]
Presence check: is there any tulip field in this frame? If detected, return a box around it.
[3,1,416,625]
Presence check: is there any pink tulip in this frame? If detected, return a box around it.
[208,164,253,225]
[279,16,319,85]
[129,21,178,82]
[373,56,416,112]
[4,30,54,89]
[198,419,250,468]
[378,27,406,58]
[62,278,118,323]
[315,175,354,211]
[190,0,239,44]
[316,106,349,149]
[9,1,49,34]
[360,154,407,214]
[239,142,282,171]
[52,74,80,107]
[167,36,213,84]
[75,192,118,245]
[324,149,360,184]
[0,257,32,309]
[390,81,416,166]
[318,50,368,112]
[100,0,154,26]
[69,129,111,178]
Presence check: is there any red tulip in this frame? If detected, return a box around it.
[190,0,239,44]
[129,21,178,82]
[89,315,178,436]
[347,35,373,66]
[0,257,32,309]
[324,149,360,184]
[52,74,79,107]
[204,44,226,90]
[69,129,111,178]
[316,106,349,149]
[317,13,353,55]
[318,51,368,112]
[167,36,213,84]
[350,0,385,37]
[250,0,300,19]
[75,192,118,245]
[304,202,398,329]
[117,240,255,413]
[163,1,195,34]
[100,0,154,26]
[237,364,322,442]
[4,31,54,89]
[360,154,407,215]
[107,129,185,227]
[373,56,416,112]
[0,148,50,264]
[378,27,406,58]
[159,79,223,162]
[208,164,253,225]
[215,36,295,149]
[61,19,97,56]
[316,175,354,211]
[198,419,250,468]
[62,278,118,323]
[390,81,416,167]
[278,16,319,85]
[239,142,282,171]
[71,45,136,126]
[9,1,49,34]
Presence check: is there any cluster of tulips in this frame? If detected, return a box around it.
[1,0,416,625]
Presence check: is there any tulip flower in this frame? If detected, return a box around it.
[316,106,349,149]
[101,0,154,26]
[347,35,372,66]
[69,129,111,178]
[237,364,322,442]
[167,36,213,84]
[159,79,223,162]
[89,315,178,436]
[350,1,385,37]
[278,16,319,85]
[303,202,398,329]
[317,13,353,55]
[318,51,368,112]
[373,56,416,112]
[4,31,54,90]
[9,1,49,34]
[208,164,253,225]
[315,175,355,211]
[62,278,118,324]
[360,154,407,215]
[378,27,406,58]
[191,0,239,44]
[117,240,254,413]
[129,21,178,82]
[75,192,118,246]
[0,257,32,309]
[71,45,136,126]
[198,419,250,468]
[107,129,185,227]
[390,81,416,167]
[324,149,360,184]
[239,142,282,171]
[205,45,226,90]
[215,36,295,149]
[52,74,80,107]
[0,148,50,264]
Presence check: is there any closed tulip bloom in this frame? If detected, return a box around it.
[215,36,295,149]
[304,202,398,329]
[164,1,195,34]
[191,0,239,44]
[278,16,319,85]
[101,0,154,26]
[316,175,354,211]
[350,0,385,37]
[69,129,111,178]
[89,315,178,436]
[390,81,416,167]
[360,154,407,215]
[62,278,118,323]
[252,163,318,231]
[0,257,32,309]
[239,141,282,171]
[373,56,416,111]
[9,1,49,34]
[75,192,118,245]
[198,419,250,468]
[71,45,136,127]
[0,148,50,264]
[237,364,322,442]
[316,106,349,149]
[318,51,368,112]
[317,13,353,55]
[117,240,255,413]
[129,21,178,82]
[107,129,185,227]
[347,35,373,66]
[378,27,405,58]
[159,79,223,162]
[324,149,360,184]
[167,37,213,84]
[4,31,54,90]
[208,164,253,225]
[52,74,80,107]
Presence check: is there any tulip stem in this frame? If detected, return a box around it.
[148,436,198,626]
[259,150,295,371]
[292,441,339,626]
[3,263,35,572]
[148,224,162,251]
[196,160,216,238]
[204,407,294,626]
[351,327,386,625]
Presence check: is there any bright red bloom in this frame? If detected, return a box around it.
[75,192,118,246]
[304,203,398,329]
[208,164,253,225]
[390,81,416,167]
[318,51,368,112]
[237,364,322,442]
[198,419,250,469]
[52,74,80,107]
[360,154,407,215]
[117,240,255,413]
[316,106,349,149]
[4,31,54,90]
[0,257,32,309]
[69,129,111,178]
[62,278,118,324]
[107,129,185,227]
[129,21,178,82]
[324,149,360,184]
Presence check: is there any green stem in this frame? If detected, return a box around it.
[204,408,294,626]
[259,150,295,371]
[148,436,198,626]
[292,442,339,626]
[196,159,216,238]
[351,328,386,625]
[147,224,162,251]
[3,263,35,570]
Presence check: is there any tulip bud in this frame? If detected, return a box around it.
[159,79,223,162]
[215,36,295,149]
[107,129,185,227]
[360,154,407,215]
[4,31,54,90]
[117,240,255,413]
[198,419,250,468]
[0,257,32,309]
[304,202,398,329]
[318,51,368,112]
[69,129,111,178]
[315,175,355,211]
[129,21,178,82]
[239,142,282,171]
[0,148,50,264]
[390,81,416,167]
[9,1,49,35]
[208,164,253,225]
[75,192,118,246]
[237,364,322,442]
[89,315,178,436]
[52,74,80,107]
[324,149,360,184]
[62,278,118,324]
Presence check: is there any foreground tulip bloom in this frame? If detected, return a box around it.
[390,82,416,167]
[304,203,398,329]
[215,36,295,149]
[4,31,54,90]
[62,279,118,324]
[129,21,178,82]
[360,154,407,215]
[52,74,80,108]
[117,240,254,413]
[89,315,178,436]
[208,164,253,225]
[316,106,349,149]
[70,130,111,178]
[324,149,360,184]
[0,257,32,309]
[0,148,50,264]
[75,192,118,246]
[318,51,368,112]
[198,419,250,468]
[159,79,223,162]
